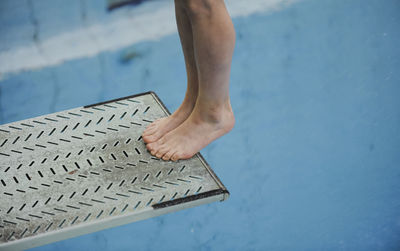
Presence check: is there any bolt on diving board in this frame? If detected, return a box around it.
[0,91,229,251]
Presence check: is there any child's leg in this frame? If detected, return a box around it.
[142,0,199,143]
[146,0,236,161]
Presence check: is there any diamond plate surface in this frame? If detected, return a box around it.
[0,91,228,250]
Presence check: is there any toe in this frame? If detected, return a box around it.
[162,150,176,161]
[149,144,160,156]
[143,133,159,144]
[146,142,157,152]
[147,133,163,144]
[155,150,163,159]
[143,126,157,136]
[147,119,160,126]
[144,124,153,132]
[157,136,166,145]
[155,145,168,158]
[148,122,157,128]
[181,152,195,160]
[143,130,166,144]
[146,118,162,129]
[171,152,180,162]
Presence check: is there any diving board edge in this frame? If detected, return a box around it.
[0,191,226,251]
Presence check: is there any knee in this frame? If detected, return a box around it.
[179,0,222,18]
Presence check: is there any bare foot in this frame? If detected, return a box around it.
[146,101,235,161]
[142,98,196,144]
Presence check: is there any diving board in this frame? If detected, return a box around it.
[0,91,229,250]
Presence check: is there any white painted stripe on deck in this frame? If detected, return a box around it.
[0,0,300,78]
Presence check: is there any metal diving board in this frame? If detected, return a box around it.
[0,91,229,250]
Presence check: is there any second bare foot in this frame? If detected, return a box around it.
[142,98,195,144]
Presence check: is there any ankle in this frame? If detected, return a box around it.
[179,95,196,112]
[193,99,234,124]
[171,94,197,119]
[183,87,198,107]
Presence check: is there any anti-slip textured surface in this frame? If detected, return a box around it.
[0,92,228,250]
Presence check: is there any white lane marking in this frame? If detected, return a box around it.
[0,0,300,78]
